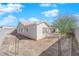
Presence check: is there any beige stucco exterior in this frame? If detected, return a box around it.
[17,21,51,40]
[36,23,50,40]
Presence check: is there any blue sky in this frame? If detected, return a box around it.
[0,3,79,27]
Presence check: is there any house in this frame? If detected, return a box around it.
[0,26,15,30]
[17,21,51,40]
[1,26,15,30]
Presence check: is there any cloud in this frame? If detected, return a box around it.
[19,18,25,21]
[73,14,79,21]
[0,12,5,15]
[28,17,40,21]
[72,14,79,26]
[19,17,41,22]
[0,3,23,15]
[39,3,51,7]
[39,3,57,7]
[41,9,59,17]
[52,4,57,7]
[74,14,79,20]
[74,14,79,17]
[0,15,16,26]
[6,3,23,12]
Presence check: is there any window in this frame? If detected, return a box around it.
[21,27,28,32]
[22,28,25,32]
[26,28,28,32]
[19,28,22,33]
[24,27,28,32]
[43,27,48,34]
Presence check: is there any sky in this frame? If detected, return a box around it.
[0,3,79,27]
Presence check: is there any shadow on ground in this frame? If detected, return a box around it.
[10,29,32,40]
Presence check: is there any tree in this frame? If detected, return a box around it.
[52,15,78,56]
[53,15,77,36]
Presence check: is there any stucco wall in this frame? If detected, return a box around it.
[17,23,23,33]
[17,23,37,40]
[17,22,50,40]
[37,23,50,40]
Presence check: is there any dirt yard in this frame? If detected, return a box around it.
[0,29,60,56]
